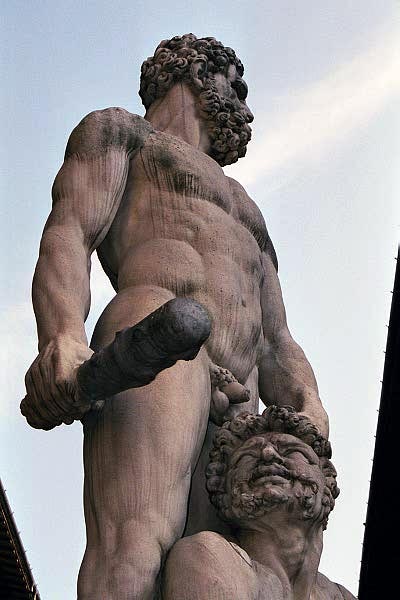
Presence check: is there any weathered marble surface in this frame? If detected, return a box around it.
[21,34,337,599]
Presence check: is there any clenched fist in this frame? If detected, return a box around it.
[21,335,93,430]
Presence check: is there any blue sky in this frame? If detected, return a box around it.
[2,2,400,597]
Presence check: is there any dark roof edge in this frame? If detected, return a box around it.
[358,244,400,597]
[0,478,41,599]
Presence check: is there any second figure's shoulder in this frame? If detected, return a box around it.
[315,572,357,599]
[65,107,153,159]
[163,532,260,599]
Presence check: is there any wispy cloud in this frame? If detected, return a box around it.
[227,25,400,186]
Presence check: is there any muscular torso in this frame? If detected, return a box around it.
[97,129,269,382]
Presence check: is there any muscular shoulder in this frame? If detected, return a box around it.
[315,572,357,599]
[227,176,278,269]
[65,107,153,159]
[226,176,253,204]
[168,531,235,568]
[164,532,258,599]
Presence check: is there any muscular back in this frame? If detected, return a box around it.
[96,115,275,381]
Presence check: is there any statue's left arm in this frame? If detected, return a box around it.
[258,249,329,437]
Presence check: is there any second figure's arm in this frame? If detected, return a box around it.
[258,249,329,437]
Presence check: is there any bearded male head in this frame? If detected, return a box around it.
[206,406,339,530]
[139,33,254,166]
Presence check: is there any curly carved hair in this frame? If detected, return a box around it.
[139,34,252,166]
[139,33,244,110]
[206,406,339,528]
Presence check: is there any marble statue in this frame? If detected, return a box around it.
[164,407,355,599]
[21,34,330,599]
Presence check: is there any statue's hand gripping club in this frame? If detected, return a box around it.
[21,298,211,429]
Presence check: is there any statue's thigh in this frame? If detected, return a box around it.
[82,285,211,546]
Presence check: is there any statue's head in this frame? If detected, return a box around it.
[206,406,339,530]
[139,33,253,166]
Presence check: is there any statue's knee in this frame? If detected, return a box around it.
[78,541,163,600]
[110,556,161,599]
[110,539,163,599]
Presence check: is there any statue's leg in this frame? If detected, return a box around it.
[77,286,211,600]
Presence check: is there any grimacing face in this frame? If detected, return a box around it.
[226,432,329,526]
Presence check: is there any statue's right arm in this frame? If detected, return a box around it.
[21,108,152,430]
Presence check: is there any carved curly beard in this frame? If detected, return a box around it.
[197,76,252,166]
[227,463,331,528]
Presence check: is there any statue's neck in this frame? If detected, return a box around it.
[144,83,211,154]
[237,519,323,599]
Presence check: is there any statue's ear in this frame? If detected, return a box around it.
[190,58,207,90]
